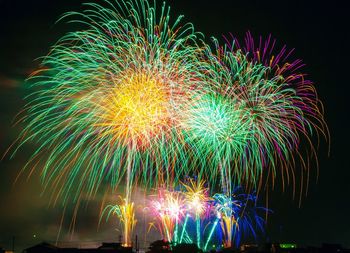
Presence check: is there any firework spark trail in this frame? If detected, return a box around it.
[179,213,190,244]
[100,196,137,247]
[203,218,219,252]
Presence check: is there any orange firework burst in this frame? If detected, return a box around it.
[182,179,210,216]
[94,70,173,148]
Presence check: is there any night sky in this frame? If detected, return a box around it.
[0,0,349,251]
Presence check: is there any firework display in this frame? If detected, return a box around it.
[9,0,328,250]
[143,181,268,251]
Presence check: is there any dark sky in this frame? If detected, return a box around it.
[0,0,349,251]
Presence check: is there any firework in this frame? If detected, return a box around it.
[100,196,137,247]
[181,33,328,194]
[180,93,250,193]
[182,178,210,248]
[228,32,329,192]
[212,193,240,248]
[149,189,186,243]
[212,188,269,249]
[11,0,205,205]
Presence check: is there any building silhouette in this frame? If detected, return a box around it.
[21,241,350,253]
[23,242,132,253]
